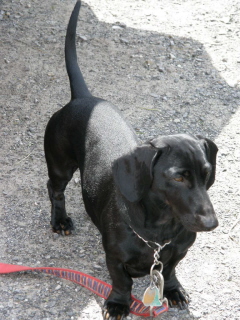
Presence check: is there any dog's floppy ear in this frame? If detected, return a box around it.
[113,145,159,202]
[197,135,218,189]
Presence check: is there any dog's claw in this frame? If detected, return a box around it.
[53,229,61,234]
[182,301,188,309]
[51,217,74,235]
[102,301,129,320]
[103,309,124,320]
[102,308,110,320]
[103,311,108,319]
[165,285,189,310]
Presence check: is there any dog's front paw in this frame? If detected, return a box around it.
[51,217,74,235]
[164,286,190,309]
[103,302,130,320]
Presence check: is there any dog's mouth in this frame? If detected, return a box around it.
[183,223,218,233]
[178,213,219,232]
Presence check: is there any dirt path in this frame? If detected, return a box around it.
[1,0,239,319]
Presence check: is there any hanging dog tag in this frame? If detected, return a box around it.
[151,269,164,300]
[142,286,163,307]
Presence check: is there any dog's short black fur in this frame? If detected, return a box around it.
[44,2,218,319]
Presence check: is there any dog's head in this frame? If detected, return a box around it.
[113,134,218,232]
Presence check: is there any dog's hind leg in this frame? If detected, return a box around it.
[46,163,77,235]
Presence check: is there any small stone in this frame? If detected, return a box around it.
[120,38,129,44]
[74,177,80,184]
[150,93,159,98]
[168,53,176,59]
[93,264,102,271]
[112,25,123,30]
[151,75,161,80]
[52,233,60,240]
[157,65,164,72]
[174,119,181,123]
[221,16,231,24]
[47,301,56,308]
[223,289,232,294]
[143,60,154,69]
[55,285,61,290]
[192,310,202,318]
[228,81,236,88]
[78,35,88,41]
[113,21,126,28]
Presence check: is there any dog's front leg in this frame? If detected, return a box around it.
[103,256,133,320]
[160,231,196,309]
[163,260,190,309]
[162,247,194,308]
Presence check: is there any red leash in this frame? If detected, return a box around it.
[0,262,168,317]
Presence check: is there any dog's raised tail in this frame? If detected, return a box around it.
[65,0,91,100]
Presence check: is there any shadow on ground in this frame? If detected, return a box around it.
[0,1,239,319]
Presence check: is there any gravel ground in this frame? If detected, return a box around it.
[1,0,240,319]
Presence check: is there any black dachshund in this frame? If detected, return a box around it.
[44,1,218,319]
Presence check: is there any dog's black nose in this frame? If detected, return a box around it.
[199,212,219,231]
[204,217,218,231]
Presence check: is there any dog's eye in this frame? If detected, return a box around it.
[183,171,191,177]
[174,177,184,182]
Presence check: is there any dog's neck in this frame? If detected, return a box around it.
[121,191,184,244]
[142,191,173,226]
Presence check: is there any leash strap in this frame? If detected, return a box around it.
[0,263,168,317]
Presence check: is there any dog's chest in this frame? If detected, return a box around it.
[124,242,177,279]
[124,245,155,278]
[122,227,195,279]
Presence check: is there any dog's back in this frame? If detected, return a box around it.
[44,0,137,224]
[46,1,137,170]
